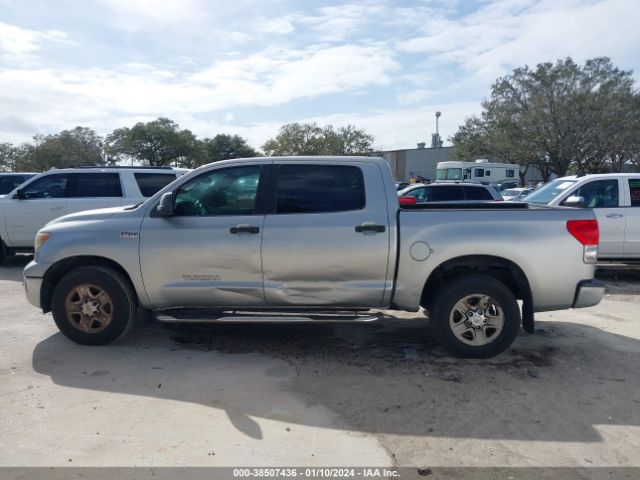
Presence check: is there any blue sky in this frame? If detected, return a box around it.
[1,0,639,151]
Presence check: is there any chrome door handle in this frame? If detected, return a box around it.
[355,223,386,233]
[50,206,63,211]
[230,224,260,234]
[606,213,623,218]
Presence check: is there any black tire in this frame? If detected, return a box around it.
[430,274,521,358]
[51,266,137,345]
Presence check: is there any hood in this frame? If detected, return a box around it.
[46,205,133,226]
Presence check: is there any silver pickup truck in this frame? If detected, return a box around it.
[23,156,604,358]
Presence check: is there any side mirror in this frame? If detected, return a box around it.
[155,192,175,217]
[563,195,585,207]
[13,189,26,200]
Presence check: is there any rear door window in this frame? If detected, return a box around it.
[135,172,178,197]
[276,165,365,214]
[432,185,464,201]
[69,173,122,198]
[464,186,494,200]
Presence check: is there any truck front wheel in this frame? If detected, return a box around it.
[430,274,520,358]
[51,266,137,345]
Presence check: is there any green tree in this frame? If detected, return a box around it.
[203,134,258,163]
[106,117,198,167]
[0,142,18,171]
[262,122,375,156]
[452,57,640,180]
[20,127,109,171]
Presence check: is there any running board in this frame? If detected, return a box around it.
[154,309,384,324]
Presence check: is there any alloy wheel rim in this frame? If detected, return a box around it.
[448,293,505,346]
[64,284,113,333]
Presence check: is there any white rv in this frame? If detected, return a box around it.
[437,159,520,184]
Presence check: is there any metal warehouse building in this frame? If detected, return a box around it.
[383,144,455,182]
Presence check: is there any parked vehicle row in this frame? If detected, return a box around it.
[0,166,188,260]
[23,156,604,358]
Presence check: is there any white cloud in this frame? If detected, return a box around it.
[0,43,399,142]
[297,2,386,41]
[191,44,399,105]
[398,0,640,80]
[0,22,70,63]
[252,17,296,34]
[98,0,205,31]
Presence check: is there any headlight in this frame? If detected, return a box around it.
[34,232,51,252]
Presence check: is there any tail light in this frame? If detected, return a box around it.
[399,196,417,206]
[567,219,599,264]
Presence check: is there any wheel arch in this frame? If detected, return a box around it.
[41,256,138,313]
[420,254,534,332]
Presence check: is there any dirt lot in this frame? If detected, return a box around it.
[1,255,639,469]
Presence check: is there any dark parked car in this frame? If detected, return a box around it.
[398,183,503,202]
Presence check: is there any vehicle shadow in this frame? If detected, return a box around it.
[0,254,33,282]
[32,315,640,442]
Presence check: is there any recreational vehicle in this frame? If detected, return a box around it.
[437,159,520,184]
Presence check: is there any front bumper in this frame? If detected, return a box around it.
[24,276,43,309]
[572,279,605,309]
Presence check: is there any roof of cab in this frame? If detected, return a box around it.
[193,155,388,171]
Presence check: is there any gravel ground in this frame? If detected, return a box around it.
[1,256,639,471]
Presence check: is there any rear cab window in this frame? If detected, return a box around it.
[70,173,122,198]
[276,165,365,213]
[134,172,178,197]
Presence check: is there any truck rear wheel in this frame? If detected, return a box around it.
[51,266,137,345]
[430,274,520,358]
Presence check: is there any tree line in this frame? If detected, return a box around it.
[0,119,377,172]
[452,57,640,182]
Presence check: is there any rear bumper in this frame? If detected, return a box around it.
[24,276,43,309]
[572,279,605,309]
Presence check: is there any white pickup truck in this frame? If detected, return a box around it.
[525,173,640,261]
[23,156,604,358]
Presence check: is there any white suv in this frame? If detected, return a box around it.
[0,166,188,259]
[525,173,640,260]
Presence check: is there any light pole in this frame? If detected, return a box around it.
[435,111,441,166]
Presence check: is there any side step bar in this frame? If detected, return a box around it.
[154,309,384,324]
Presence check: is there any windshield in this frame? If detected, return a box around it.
[502,189,519,197]
[524,179,577,205]
[436,168,463,181]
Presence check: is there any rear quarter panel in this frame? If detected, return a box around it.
[394,207,597,312]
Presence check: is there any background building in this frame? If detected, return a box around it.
[383,143,547,185]
[384,144,454,182]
